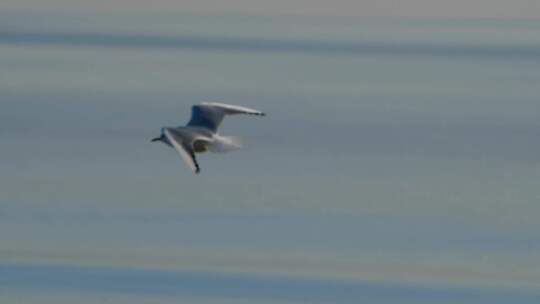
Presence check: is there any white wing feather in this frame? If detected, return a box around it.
[200,102,265,116]
[164,129,199,174]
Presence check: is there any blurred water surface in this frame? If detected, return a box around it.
[1,12,539,303]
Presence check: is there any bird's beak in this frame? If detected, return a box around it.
[151,136,162,142]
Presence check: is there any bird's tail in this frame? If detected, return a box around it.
[208,135,242,153]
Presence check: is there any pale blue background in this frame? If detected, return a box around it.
[1,11,539,303]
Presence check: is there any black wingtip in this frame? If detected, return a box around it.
[246,112,266,116]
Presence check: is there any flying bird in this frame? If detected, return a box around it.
[151,102,265,174]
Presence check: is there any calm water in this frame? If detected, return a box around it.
[1,12,539,303]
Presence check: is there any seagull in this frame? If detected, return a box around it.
[151,102,265,174]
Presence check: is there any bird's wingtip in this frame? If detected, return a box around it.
[250,111,266,116]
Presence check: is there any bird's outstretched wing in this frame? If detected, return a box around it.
[164,129,200,174]
[186,102,265,132]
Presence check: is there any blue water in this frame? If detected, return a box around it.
[1,12,539,303]
[2,29,540,59]
[2,263,539,304]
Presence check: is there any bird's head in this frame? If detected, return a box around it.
[151,128,166,143]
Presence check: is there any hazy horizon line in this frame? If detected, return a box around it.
[1,29,540,60]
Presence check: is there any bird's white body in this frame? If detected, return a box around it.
[152,102,265,174]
